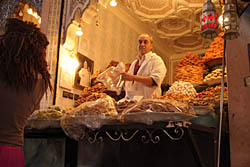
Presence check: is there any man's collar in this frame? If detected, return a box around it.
[137,51,152,66]
[137,51,152,60]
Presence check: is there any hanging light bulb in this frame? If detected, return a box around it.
[109,0,117,7]
[33,12,39,19]
[38,17,41,24]
[218,15,223,25]
[200,0,219,39]
[221,0,240,40]
[76,26,83,36]
[27,8,33,15]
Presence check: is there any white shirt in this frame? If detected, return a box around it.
[79,68,90,87]
[124,51,167,100]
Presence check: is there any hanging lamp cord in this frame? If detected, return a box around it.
[217,38,226,167]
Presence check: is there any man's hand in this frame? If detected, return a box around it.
[121,72,134,81]
[121,72,155,87]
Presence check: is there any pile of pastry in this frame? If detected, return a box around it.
[29,106,67,120]
[175,65,204,84]
[189,86,228,106]
[202,32,224,63]
[166,81,197,97]
[177,52,207,70]
[121,99,189,114]
[82,83,107,94]
[74,92,107,107]
[160,93,193,103]
[203,68,227,83]
[73,96,118,117]
[174,53,205,84]
[116,100,137,113]
[91,69,104,85]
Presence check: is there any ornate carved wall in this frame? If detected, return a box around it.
[0,0,43,34]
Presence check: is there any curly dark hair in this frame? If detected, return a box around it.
[0,18,52,92]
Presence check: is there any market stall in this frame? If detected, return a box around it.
[24,121,230,167]
[24,30,230,167]
[2,0,250,166]
[0,1,234,167]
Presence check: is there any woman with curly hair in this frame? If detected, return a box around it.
[0,18,52,167]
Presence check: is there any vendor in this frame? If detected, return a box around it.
[121,33,166,100]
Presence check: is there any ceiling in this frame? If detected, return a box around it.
[117,0,221,54]
[98,0,249,55]
[82,0,249,55]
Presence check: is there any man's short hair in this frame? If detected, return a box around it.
[138,33,153,43]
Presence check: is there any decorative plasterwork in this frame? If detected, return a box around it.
[118,0,222,53]
[156,16,191,37]
[81,4,98,24]
[179,0,204,6]
[173,32,210,52]
[62,0,90,44]
[0,0,43,35]
[194,8,202,27]
[176,6,193,19]
[132,0,173,17]
[120,0,175,21]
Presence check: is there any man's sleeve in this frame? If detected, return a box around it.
[150,56,167,86]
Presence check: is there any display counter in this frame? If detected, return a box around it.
[24,122,230,167]
[24,128,78,167]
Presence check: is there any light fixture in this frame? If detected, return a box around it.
[18,10,23,17]
[109,0,117,7]
[38,17,41,24]
[200,0,219,39]
[33,12,39,19]
[221,0,240,40]
[218,15,223,25]
[76,25,83,36]
[27,8,33,15]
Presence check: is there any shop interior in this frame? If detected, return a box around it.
[1,0,250,167]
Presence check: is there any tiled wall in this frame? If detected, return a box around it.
[40,0,62,109]
[78,6,139,72]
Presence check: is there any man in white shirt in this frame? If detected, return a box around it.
[121,33,167,100]
[78,61,90,87]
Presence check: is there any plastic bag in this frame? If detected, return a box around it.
[121,99,182,114]
[27,106,67,129]
[96,62,125,95]
[72,95,118,117]
[29,105,67,120]
[61,95,118,140]
[120,99,195,125]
